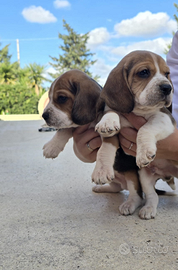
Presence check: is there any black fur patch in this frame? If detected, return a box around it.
[114,147,138,172]
[114,148,143,198]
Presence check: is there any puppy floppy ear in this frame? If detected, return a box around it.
[100,61,134,113]
[71,71,102,125]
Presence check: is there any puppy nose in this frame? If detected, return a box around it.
[42,111,49,121]
[160,84,172,96]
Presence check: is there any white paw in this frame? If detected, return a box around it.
[95,118,120,137]
[43,141,63,159]
[92,163,114,185]
[139,205,157,220]
[136,146,156,168]
[119,197,142,216]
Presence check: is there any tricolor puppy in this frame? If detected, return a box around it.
[42,69,101,159]
[92,50,178,219]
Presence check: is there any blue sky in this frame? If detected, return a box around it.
[0,0,177,85]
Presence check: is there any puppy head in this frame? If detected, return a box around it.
[100,50,173,113]
[42,70,101,128]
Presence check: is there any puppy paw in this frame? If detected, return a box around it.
[92,183,122,193]
[92,164,114,185]
[139,205,157,220]
[136,146,156,168]
[95,118,120,137]
[43,141,64,159]
[119,197,142,216]
[92,185,110,193]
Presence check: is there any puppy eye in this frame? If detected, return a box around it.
[165,72,170,78]
[137,69,150,78]
[57,96,68,104]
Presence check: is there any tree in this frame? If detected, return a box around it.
[164,3,178,54]
[24,63,50,96]
[0,61,19,84]
[0,43,19,84]
[0,83,45,114]
[49,19,99,80]
[0,44,47,114]
[0,44,11,63]
[174,3,178,24]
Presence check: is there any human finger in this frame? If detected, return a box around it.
[123,113,146,130]
[119,133,137,153]
[119,127,137,144]
[73,126,101,163]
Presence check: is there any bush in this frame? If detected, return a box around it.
[0,83,45,114]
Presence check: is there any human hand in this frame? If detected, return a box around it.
[73,124,102,163]
[119,113,178,162]
[119,113,146,157]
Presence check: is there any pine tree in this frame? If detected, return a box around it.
[49,19,99,80]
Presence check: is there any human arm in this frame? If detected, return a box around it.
[73,113,178,163]
[119,113,178,162]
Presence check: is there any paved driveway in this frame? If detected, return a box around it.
[0,120,178,270]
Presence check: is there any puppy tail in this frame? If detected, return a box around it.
[155,188,177,196]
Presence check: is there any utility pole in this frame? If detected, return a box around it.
[16,39,20,66]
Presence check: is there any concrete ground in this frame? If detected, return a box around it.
[1,120,178,270]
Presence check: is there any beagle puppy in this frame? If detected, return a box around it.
[92,50,178,219]
[42,69,102,159]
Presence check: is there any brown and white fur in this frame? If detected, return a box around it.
[42,69,101,159]
[92,50,178,219]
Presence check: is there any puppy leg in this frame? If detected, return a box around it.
[138,168,158,219]
[43,128,73,158]
[92,182,123,193]
[95,111,120,137]
[136,112,175,168]
[92,136,119,184]
[119,171,143,216]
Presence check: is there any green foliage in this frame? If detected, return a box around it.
[0,19,101,114]
[0,44,12,63]
[49,19,99,80]
[0,61,19,84]
[23,63,50,96]
[25,63,50,86]
[174,3,178,23]
[0,44,48,114]
[0,83,45,114]
[164,3,178,54]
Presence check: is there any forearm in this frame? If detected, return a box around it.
[120,126,178,162]
[156,128,178,161]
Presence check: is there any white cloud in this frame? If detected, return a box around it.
[46,66,57,75]
[22,6,57,23]
[111,37,172,58]
[90,58,114,86]
[92,37,173,85]
[114,11,177,37]
[42,66,57,87]
[54,0,71,9]
[87,27,110,49]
